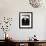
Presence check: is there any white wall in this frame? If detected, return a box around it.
[0,0,46,40]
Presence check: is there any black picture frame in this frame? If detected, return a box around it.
[19,12,33,29]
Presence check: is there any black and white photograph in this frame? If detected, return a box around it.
[19,12,33,29]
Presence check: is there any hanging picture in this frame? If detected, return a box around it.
[19,12,33,29]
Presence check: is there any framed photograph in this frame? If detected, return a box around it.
[19,12,33,29]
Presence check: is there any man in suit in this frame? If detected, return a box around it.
[22,15,30,25]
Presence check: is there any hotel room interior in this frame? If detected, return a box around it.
[0,0,46,46]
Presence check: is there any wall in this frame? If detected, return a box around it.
[0,0,46,40]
